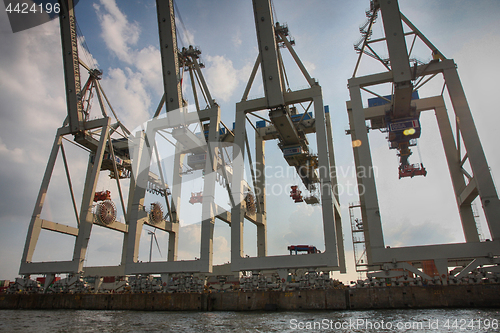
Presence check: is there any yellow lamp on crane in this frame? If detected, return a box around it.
[403,128,416,136]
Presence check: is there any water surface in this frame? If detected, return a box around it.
[1,308,499,332]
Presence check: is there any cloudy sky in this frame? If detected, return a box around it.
[0,0,499,283]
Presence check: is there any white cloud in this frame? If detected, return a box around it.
[177,223,201,260]
[213,235,230,264]
[92,0,165,128]
[0,138,25,164]
[384,219,456,247]
[203,55,254,103]
[204,55,240,103]
[93,0,140,64]
[281,204,324,251]
[232,31,242,47]
[0,17,78,279]
[135,45,163,96]
[101,67,151,128]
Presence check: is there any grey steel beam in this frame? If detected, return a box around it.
[126,260,206,275]
[313,95,338,256]
[40,219,79,237]
[435,106,479,242]
[348,59,455,88]
[125,132,150,264]
[156,0,183,113]
[255,134,267,257]
[443,66,500,241]
[73,118,111,273]
[347,85,385,265]
[168,143,183,260]
[83,265,126,277]
[458,180,478,206]
[20,261,75,275]
[378,0,411,83]
[199,110,222,272]
[400,13,445,60]
[378,0,414,121]
[241,55,261,102]
[59,0,84,134]
[363,96,444,119]
[232,252,337,271]
[252,0,284,107]
[94,221,128,234]
[325,111,346,273]
[121,132,142,266]
[372,241,500,263]
[230,109,247,265]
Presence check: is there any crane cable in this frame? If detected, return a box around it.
[75,18,98,71]
[416,140,424,167]
[271,0,278,23]
[173,0,193,48]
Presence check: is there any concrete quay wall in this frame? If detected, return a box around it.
[1,285,499,311]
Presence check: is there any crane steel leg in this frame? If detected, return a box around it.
[443,67,500,240]
[73,118,111,273]
[255,135,267,257]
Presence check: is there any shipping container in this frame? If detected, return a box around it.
[84,276,96,284]
[36,277,61,285]
[367,91,419,107]
[421,260,440,277]
[103,276,116,283]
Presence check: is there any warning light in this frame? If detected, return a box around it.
[352,139,362,148]
[403,128,416,136]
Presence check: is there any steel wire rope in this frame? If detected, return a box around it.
[75,18,98,70]
[271,0,278,24]
[173,0,193,48]
[416,139,424,167]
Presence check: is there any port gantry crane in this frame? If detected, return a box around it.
[19,0,238,289]
[19,0,141,288]
[20,0,348,291]
[229,0,345,275]
[346,0,500,283]
[123,0,237,276]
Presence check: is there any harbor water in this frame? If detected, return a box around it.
[1,308,499,332]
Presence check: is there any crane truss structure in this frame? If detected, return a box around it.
[230,0,345,273]
[20,0,137,281]
[346,0,500,281]
[19,0,234,281]
[123,0,245,275]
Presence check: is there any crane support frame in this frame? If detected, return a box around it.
[229,0,345,273]
[123,0,233,275]
[124,105,223,274]
[346,59,500,272]
[19,117,133,276]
